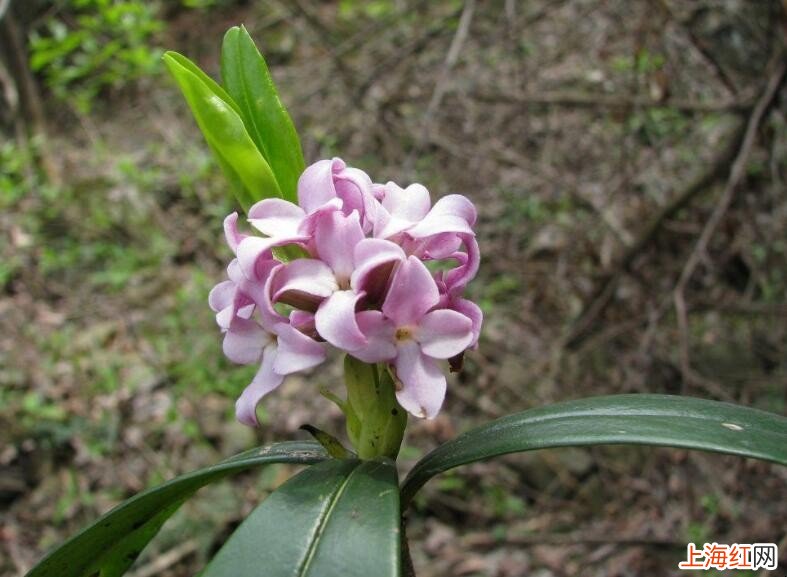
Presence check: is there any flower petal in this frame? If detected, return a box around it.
[421,233,462,259]
[351,238,405,301]
[223,212,247,254]
[237,235,308,281]
[353,310,397,363]
[374,182,434,240]
[223,318,269,364]
[235,344,283,427]
[315,290,367,352]
[335,166,375,223]
[452,298,483,347]
[227,259,245,284]
[314,210,365,283]
[298,158,342,214]
[272,259,338,311]
[273,323,327,374]
[209,280,236,314]
[393,341,446,419]
[248,198,306,238]
[444,234,480,294]
[417,309,473,359]
[382,256,440,326]
[382,182,431,222]
[407,194,476,238]
[241,263,287,329]
[289,309,316,332]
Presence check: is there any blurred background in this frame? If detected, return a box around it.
[1,1,786,575]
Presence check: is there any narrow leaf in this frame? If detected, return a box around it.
[163,51,283,211]
[202,458,401,577]
[164,51,241,116]
[401,394,787,506]
[221,26,305,203]
[26,441,327,577]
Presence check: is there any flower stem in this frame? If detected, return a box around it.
[344,355,407,459]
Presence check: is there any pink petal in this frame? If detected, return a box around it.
[273,323,327,375]
[381,182,431,223]
[407,194,476,239]
[334,166,375,223]
[243,263,287,329]
[272,259,338,311]
[351,238,405,301]
[444,234,480,294]
[422,233,462,259]
[371,183,386,201]
[314,210,365,283]
[298,197,343,238]
[314,290,367,352]
[393,341,446,419]
[223,212,247,254]
[215,306,235,330]
[248,198,306,238]
[227,259,245,284]
[382,256,440,326]
[452,298,483,347]
[289,310,316,332]
[298,158,342,214]
[353,310,397,363]
[209,280,235,313]
[237,235,308,281]
[223,318,270,365]
[235,344,283,427]
[417,309,473,359]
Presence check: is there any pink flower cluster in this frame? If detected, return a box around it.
[209,158,482,425]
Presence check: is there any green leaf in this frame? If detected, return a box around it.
[164,51,241,116]
[163,50,283,211]
[201,458,400,577]
[401,394,787,506]
[221,26,305,203]
[27,441,327,577]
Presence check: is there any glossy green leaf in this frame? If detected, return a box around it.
[164,51,282,211]
[401,394,787,506]
[221,26,304,203]
[201,458,401,577]
[26,441,327,577]
[164,51,241,116]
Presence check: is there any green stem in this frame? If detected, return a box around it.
[344,356,407,460]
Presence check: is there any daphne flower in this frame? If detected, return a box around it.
[271,211,405,351]
[209,157,482,425]
[353,256,474,418]
[210,261,326,426]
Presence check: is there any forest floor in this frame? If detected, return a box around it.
[1,1,786,576]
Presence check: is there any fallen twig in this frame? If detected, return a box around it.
[127,539,200,577]
[562,119,746,350]
[461,532,684,550]
[673,57,787,387]
[421,0,476,142]
[472,89,750,114]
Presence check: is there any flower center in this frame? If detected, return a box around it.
[395,326,415,342]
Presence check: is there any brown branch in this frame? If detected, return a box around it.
[127,540,199,577]
[673,56,787,386]
[562,119,746,350]
[472,89,750,114]
[282,0,358,94]
[354,10,460,101]
[0,9,46,136]
[421,0,476,142]
[461,532,683,550]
